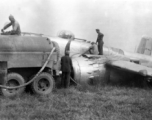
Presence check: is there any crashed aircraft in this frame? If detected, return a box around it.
[0,31,151,97]
[22,32,152,86]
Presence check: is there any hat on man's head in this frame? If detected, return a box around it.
[9,15,15,21]
[96,29,100,31]
[9,14,13,17]
[65,50,70,55]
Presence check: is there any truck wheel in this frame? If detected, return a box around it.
[31,72,55,95]
[1,73,25,97]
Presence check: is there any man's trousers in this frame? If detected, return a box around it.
[98,42,103,55]
[61,72,71,88]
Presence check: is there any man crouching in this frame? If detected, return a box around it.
[1,15,21,35]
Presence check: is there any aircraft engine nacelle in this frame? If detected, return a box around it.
[71,55,108,85]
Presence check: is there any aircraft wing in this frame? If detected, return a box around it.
[106,60,152,77]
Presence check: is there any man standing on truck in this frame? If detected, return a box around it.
[1,15,21,35]
[96,29,104,55]
[61,51,73,88]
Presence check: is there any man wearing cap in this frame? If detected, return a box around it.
[61,51,73,88]
[1,15,21,35]
[96,29,104,55]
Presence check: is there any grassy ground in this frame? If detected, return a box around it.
[0,85,152,120]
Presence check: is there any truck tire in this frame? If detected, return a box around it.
[1,73,25,97]
[31,72,55,95]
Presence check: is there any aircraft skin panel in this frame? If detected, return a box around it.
[50,37,92,56]
[107,60,152,77]
[145,40,152,50]
[144,40,152,55]
[137,38,147,54]
[137,37,152,57]
[104,45,152,66]
[144,49,151,56]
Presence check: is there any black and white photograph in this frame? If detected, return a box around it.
[0,0,152,120]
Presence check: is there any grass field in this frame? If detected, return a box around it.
[0,85,152,120]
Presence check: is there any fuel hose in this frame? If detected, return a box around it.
[0,47,56,89]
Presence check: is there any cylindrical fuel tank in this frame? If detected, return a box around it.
[0,35,57,69]
[72,55,107,85]
[0,35,53,52]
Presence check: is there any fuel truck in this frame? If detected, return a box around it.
[0,35,61,97]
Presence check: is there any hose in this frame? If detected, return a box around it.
[52,41,60,61]
[0,47,56,89]
[70,77,79,85]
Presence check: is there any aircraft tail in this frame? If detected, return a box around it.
[137,37,152,56]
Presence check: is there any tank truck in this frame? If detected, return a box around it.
[0,34,60,97]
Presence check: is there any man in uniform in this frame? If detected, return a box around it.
[1,15,21,35]
[96,29,104,55]
[61,51,73,88]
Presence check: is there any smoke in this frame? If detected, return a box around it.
[0,0,152,52]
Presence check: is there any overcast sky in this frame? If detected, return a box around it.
[0,0,152,52]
